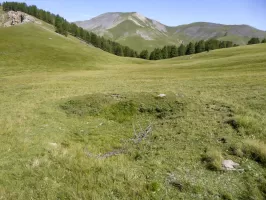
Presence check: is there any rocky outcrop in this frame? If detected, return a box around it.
[3,11,36,27]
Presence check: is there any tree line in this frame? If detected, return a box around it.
[142,40,236,60]
[2,2,266,61]
[2,1,139,58]
[248,37,266,45]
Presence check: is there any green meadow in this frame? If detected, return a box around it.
[1,21,266,199]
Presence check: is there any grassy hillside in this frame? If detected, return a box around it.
[0,23,146,76]
[1,21,266,199]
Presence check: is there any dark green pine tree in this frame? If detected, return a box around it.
[149,51,155,60]
[139,50,149,60]
[54,15,63,34]
[74,27,80,37]
[161,46,169,59]
[105,43,112,53]
[167,46,172,57]
[226,41,233,48]
[90,33,99,47]
[134,51,139,58]
[169,45,178,58]
[261,38,266,43]
[115,46,124,56]
[85,32,91,43]
[129,49,135,57]
[178,44,186,56]
[61,21,69,37]
[28,5,37,17]
[219,41,227,48]
[100,38,108,51]
[186,42,195,55]
[205,39,219,51]
[79,27,85,39]
[153,48,162,60]
[123,46,131,57]
[248,37,260,45]
[195,40,205,53]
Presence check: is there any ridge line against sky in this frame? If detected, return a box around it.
[4,0,266,30]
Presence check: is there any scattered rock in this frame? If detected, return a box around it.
[176,93,185,98]
[157,94,166,98]
[111,94,125,100]
[111,94,120,98]
[49,38,52,40]
[49,143,58,148]
[32,159,40,168]
[222,160,240,170]
[218,137,227,143]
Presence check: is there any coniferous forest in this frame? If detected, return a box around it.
[2,1,265,60]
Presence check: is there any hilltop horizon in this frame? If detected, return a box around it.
[75,12,266,51]
[5,0,266,31]
[75,11,266,31]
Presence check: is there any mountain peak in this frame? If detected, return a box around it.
[74,12,266,52]
[131,12,147,22]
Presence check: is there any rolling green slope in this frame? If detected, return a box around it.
[0,23,145,75]
[1,19,266,199]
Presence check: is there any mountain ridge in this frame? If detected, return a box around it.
[75,12,266,51]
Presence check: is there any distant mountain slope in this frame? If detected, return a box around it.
[75,12,266,51]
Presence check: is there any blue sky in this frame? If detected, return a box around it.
[7,0,266,30]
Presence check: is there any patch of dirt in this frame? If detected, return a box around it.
[225,119,239,131]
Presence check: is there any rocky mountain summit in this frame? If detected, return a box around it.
[75,12,266,51]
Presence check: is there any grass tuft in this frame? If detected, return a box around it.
[242,139,266,166]
[231,139,266,166]
[201,149,223,171]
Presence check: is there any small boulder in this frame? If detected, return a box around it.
[222,160,239,170]
[49,142,58,148]
[158,94,166,98]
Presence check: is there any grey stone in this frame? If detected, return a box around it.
[222,160,240,170]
